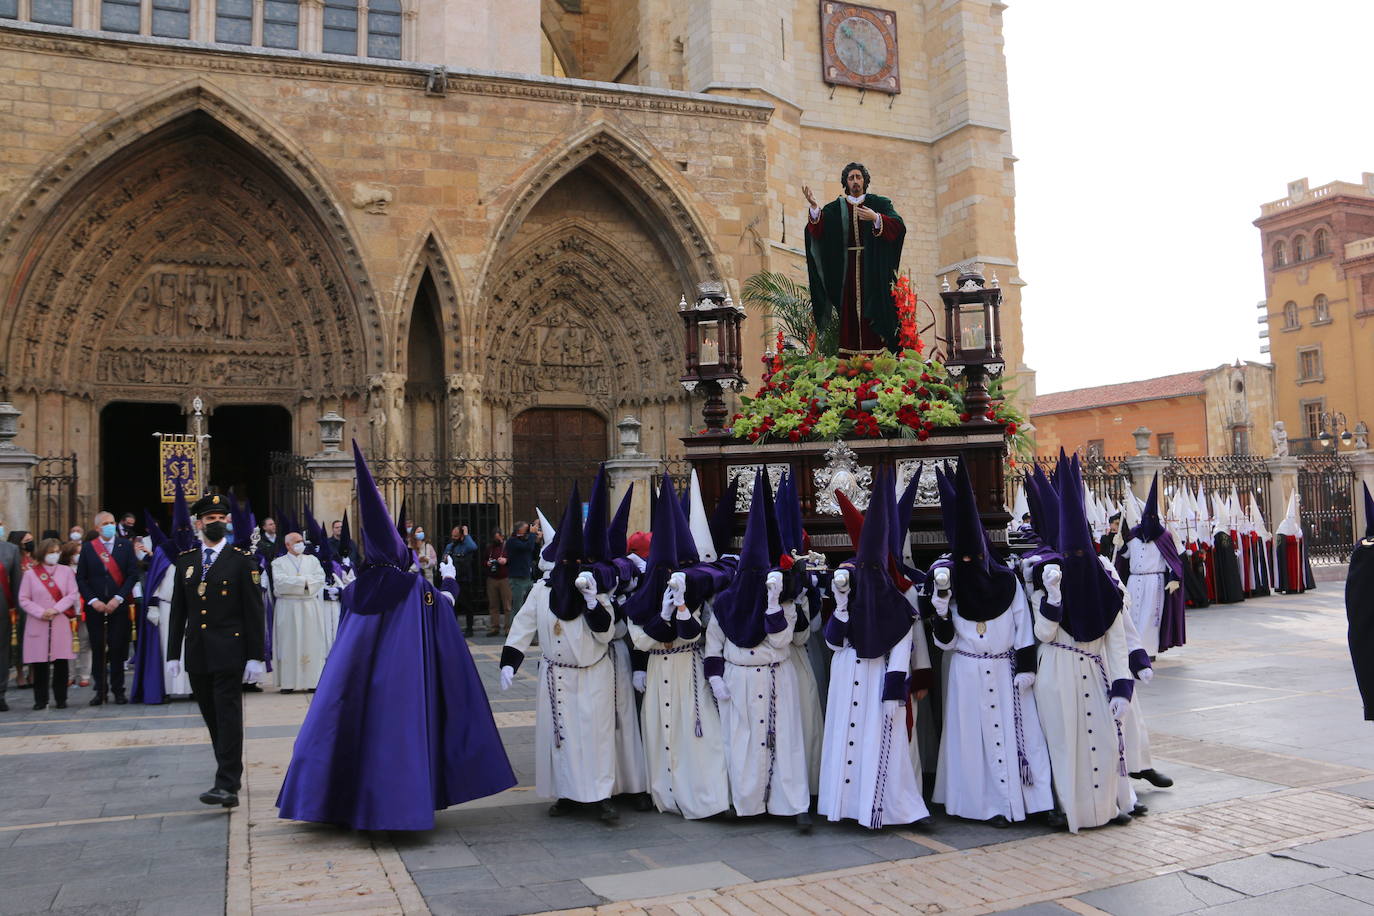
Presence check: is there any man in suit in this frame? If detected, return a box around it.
[167,493,267,808]
[76,510,137,705]
[0,531,20,712]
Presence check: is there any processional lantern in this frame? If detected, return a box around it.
[939,264,1004,422]
[680,280,746,432]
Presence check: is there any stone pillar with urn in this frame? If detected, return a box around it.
[604,416,661,535]
[306,412,354,527]
[1124,426,1169,501]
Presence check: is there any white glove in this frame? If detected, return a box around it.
[1164,579,1180,594]
[831,569,850,622]
[167,659,182,679]
[632,670,646,693]
[765,571,784,609]
[146,608,161,627]
[1109,696,1129,720]
[709,675,730,702]
[930,591,951,618]
[244,659,266,684]
[882,698,900,717]
[439,557,456,580]
[575,571,599,609]
[660,588,676,621]
[500,666,515,691]
[1042,565,1063,605]
[440,591,455,604]
[1014,672,1035,692]
[133,582,143,600]
[932,566,951,595]
[668,571,687,608]
[1138,667,1154,684]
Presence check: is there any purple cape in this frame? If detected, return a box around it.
[275,570,515,830]
[1155,533,1187,652]
[129,548,170,704]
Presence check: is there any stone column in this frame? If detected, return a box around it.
[1350,449,1374,535]
[1123,426,1168,501]
[0,403,39,532]
[605,417,661,535]
[1265,456,1301,526]
[307,412,355,526]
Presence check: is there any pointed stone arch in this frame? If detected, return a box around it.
[393,230,464,376]
[0,78,384,396]
[476,121,721,313]
[482,220,685,416]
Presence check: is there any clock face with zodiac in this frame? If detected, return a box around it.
[819,2,900,94]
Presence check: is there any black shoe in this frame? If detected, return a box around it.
[796,812,813,834]
[1110,813,1133,827]
[242,683,263,693]
[89,695,104,706]
[1130,768,1174,788]
[1131,803,1149,817]
[597,799,620,824]
[32,701,47,711]
[54,701,67,709]
[633,793,654,812]
[0,698,8,712]
[988,814,1010,828]
[113,693,128,705]
[548,798,574,817]
[1044,809,1068,829]
[910,816,934,832]
[280,689,295,694]
[199,788,239,808]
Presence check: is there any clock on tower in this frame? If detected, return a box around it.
[819,2,900,94]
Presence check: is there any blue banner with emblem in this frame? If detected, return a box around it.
[159,439,202,503]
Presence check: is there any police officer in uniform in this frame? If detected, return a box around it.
[167,493,267,808]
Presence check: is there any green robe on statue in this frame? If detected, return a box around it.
[805,195,905,353]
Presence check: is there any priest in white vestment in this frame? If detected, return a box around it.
[501,486,620,822]
[271,532,330,692]
[927,462,1053,826]
[817,468,929,829]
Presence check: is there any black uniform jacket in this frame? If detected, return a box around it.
[168,544,267,674]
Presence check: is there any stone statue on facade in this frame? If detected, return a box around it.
[1272,420,1289,457]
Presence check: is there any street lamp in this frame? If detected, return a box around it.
[680,280,746,433]
[939,264,1004,422]
[1317,410,1349,451]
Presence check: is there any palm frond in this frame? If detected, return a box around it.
[741,271,837,357]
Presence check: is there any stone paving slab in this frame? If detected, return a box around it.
[582,861,751,901]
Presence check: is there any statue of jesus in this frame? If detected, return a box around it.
[804,162,906,355]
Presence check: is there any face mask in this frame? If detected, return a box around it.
[69,531,81,541]
[203,521,227,542]
[43,553,60,566]
[100,523,116,540]
[405,527,413,535]
[415,532,425,541]
[0,526,6,538]
[22,541,32,553]
[290,541,306,555]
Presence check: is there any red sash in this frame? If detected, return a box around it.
[35,564,75,613]
[0,561,11,607]
[92,538,126,588]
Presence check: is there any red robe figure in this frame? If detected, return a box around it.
[804,162,906,354]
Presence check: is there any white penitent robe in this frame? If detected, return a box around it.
[818,622,929,828]
[152,565,192,697]
[1126,538,1168,656]
[706,605,810,817]
[1116,604,1154,774]
[320,564,354,658]
[271,553,330,691]
[931,587,1053,822]
[791,605,825,795]
[610,619,649,795]
[506,581,616,803]
[1032,595,1134,833]
[630,610,729,819]
[901,589,934,788]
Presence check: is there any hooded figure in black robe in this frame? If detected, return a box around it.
[1346,484,1374,721]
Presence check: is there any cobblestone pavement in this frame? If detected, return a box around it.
[1,585,1371,915]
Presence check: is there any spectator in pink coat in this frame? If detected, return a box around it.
[19,538,79,710]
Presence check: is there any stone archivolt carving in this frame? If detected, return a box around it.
[5,131,370,402]
[482,228,684,413]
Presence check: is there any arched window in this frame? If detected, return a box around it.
[1314,228,1329,257]
[1293,234,1308,261]
[367,0,402,58]
[1314,294,1330,322]
[1272,240,1288,268]
[1283,301,1299,329]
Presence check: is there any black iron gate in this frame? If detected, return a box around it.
[30,453,78,537]
[267,452,313,525]
[1162,455,1271,524]
[1297,453,1354,564]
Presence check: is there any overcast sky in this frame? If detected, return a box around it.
[1002,1,1374,395]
